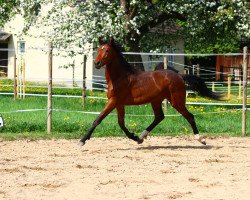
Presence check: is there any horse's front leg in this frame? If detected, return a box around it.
[116,105,143,144]
[79,100,116,146]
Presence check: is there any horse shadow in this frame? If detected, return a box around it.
[136,145,220,150]
[116,144,222,151]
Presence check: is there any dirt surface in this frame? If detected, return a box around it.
[0,136,250,200]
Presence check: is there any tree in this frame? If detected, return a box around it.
[0,0,41,30]
[1,0,249,71]
[0,1,17,27]
[180,0,250,53]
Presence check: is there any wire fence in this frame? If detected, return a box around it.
[0,46,249,135]
[0,80,249,123]
[1,46,249,96]
[1,107,249,117]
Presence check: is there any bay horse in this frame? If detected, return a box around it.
[79,38,222,146]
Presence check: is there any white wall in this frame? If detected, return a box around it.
[142,40,185,72]
[4,12,94,89]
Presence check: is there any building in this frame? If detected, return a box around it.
[216,41,250,82]
[1,23,94,89]
[0,31,11,77]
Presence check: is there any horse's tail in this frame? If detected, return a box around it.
[181,74,223,100]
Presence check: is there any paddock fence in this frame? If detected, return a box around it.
[0,44,249,136]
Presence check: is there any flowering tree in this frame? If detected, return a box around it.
[1,0,249,70]
[0,1,17,26]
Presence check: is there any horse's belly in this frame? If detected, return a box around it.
[125,87,167,105]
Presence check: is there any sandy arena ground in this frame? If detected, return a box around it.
[0,136,250,200]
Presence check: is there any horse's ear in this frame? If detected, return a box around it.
[98,38,105,45]
[109,37,115,45]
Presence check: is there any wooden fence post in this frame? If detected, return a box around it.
[163,56,168,112]
[192,65,195,75]
[242,46,248,136]
[82,55,87,107]
[238,79,242,99]
[13,55,17,100]
[47,42,53,134]
[212,82,215,92]
[197,64,200,77]
[16,59,20,98]
[227,76,231,99]
[22,59,26,99]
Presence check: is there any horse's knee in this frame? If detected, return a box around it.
[159,113,165,121]
[155,112,164,123]
[186,111,194,120]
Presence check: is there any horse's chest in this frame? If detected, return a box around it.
[107,80,129,99]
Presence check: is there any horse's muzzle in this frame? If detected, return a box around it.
[95,61,104,69]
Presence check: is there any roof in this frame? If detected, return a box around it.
[0,31,12,42]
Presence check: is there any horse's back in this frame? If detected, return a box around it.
[150,69,185,89]
[156,70,185,92]
[123,70,185,105]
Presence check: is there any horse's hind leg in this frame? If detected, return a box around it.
[170,93,206,145]
[139,101,165,140]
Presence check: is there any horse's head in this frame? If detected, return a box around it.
[94,38,116,69]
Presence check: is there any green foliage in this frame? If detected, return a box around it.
[0,79,106,96]
[0,0,41,29]
[183,0,250,53]
[1,0,249,54]
[0,0,18,27]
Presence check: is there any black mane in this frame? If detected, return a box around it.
[110,41,137,74]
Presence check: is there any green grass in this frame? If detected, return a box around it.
[0,94,249,141]
[0,79,249,140]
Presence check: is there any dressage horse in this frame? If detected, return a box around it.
[79,38,222,146]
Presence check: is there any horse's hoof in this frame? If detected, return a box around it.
[140,130,150,140]
[201,140,206,145]
[137,138,144,144]
[199,138,206,145]
[78,141,85,146]
[194,134,206,145]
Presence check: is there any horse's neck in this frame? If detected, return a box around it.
[105,59,128,82]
